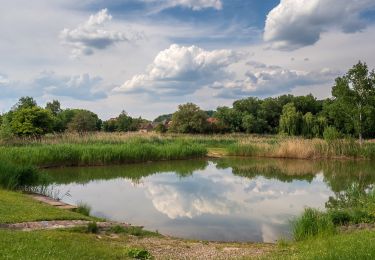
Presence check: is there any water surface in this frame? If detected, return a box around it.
[43,158,375,242]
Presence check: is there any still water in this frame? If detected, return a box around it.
[43,158,375,242]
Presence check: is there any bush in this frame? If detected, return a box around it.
[323,126,341,143]
[127,248,152,260]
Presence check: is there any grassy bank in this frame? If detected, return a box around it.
[0,189,92,223]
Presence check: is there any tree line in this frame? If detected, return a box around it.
[0,61,374,140]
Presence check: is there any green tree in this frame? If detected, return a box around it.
[67,110,100,133]
[45,100,62,116]
[279,103,301,136]
[302,112,315,138]
[214,107,243,132]
[331,61,375,143]
[12,96,37,111]
[0,114,14,140]
[170,103,208,133]
[116,111,134,132]
[242,114,255,133]
[10,107,53,137]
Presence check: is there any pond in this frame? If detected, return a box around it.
[42,158,375,243]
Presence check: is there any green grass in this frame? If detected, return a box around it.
[0,139,207,167]
[267,230,375,260]
[0,229,150,260]
[292,208,336,241]
[0,189,92,223]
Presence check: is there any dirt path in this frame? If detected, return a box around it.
[126,236,274,260]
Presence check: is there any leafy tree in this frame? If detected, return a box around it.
[214,107,243,132]
[154,123,167,133]
[45,100,62,116]
[242,114,255,133]
[279,103,301,136]
[12,96,37,111]
[302,112,315,138]
[331,61,375,142]
[116,111,135,132]
[67,110,100,133]
[10,107,53,137]
[0,114,14,140]
[170,103,208,133]
[103,119,117,132]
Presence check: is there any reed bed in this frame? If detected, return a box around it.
[227,138,375,160]
[0,139,207,167]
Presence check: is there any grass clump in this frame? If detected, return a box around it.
[109,225,160,237]
[87,222,98,234]
[0,160,45,190]
[292,208,336,241]
[75,202,91,216]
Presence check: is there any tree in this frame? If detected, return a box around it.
[10,107,53,137]
[331,61,375,143]
[67,110,100,133]
[214,107,243,132]
[0,114,14,140]
[116,111,134,132]
[170,103,208,133]
[242,114,255,133]
[302,112,315,138]
[12,96,37,111]
[45,100,62,116]
[279,103,301,136]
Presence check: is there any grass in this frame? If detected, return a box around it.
[227,137,375,160]
[0,138,207,167]
[292,208,336,241]
[0,229,150,260]
[75,202,92,216]
[0,189,92,223]
[0,160,45,190]
[267,230,375,260]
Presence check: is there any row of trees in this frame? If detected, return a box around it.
[1,61,374,140]
[168,62,375,141]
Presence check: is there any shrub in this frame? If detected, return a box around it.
[127,248,152,260]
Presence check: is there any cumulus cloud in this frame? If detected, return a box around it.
[0,72,107,101]
[211,61,338,98]
[264,0,375,50]
[60,9,135,57]
[114,44,241,96]
[145,0,222,11]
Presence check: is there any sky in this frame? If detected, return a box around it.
[1,0,375,120]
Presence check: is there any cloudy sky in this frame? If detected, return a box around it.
[1,0,375,120]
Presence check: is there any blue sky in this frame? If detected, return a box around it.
[1,0,375,119]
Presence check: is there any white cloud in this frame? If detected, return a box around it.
[211,61,339,98]
[60,9,136,57]
[264,0,375,50]
[145,0,222,11]
[114,44,241,96]
[0,71,107,101]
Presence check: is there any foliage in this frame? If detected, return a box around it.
[11,106,54,137]
[279,103,301,136]
[127,248,152,260]
[170,103,209,133]
[68,110,100,133]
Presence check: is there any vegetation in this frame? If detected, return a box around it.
[0,62,374,143]
[0,189,92,223]
[0,229,150,260]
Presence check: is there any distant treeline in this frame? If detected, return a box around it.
[0,61,374,140]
